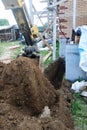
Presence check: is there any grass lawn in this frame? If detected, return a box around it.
[0,40,59,66]
[40,42,59,67]
[71,93,87,130]
[0,40,25,59]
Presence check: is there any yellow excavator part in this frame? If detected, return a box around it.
[18,0,24,7]
[31,25,39,38]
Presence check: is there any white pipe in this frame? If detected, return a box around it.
[73,0,76,29]
[28,0,34,24]
[53,0,57,61]
[47,0,50,26]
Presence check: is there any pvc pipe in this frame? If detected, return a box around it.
[52,0,57,61]
[73,0,76,29]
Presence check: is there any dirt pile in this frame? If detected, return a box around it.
[2,57,58,115]
[0,57,74,130]
[0,62,6,93]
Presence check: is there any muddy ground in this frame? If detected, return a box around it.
[0,57,74,130]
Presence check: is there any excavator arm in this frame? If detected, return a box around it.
[2,0,53,52]
[2,0,34,46]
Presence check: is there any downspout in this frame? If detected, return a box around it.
[73,0,76,29]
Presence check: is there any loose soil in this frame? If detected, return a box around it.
[0,57,74,130]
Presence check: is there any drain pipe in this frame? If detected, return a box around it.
[28,0,34,25]
[53,0,57,61]
[73,0,76,29]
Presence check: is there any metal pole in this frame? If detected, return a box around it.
[53,0,57,61]
[73,0,76,29]
[32,5,44,26]
[47,0,50,26]
[28,0,34,24]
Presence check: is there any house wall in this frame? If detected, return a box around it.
[0,25,19,42]
[0,28,12,42]
[58,0,87,39]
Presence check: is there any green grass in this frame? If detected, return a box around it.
[40,50,52,67]
[0,41,24,59]
[56,42,59,57]
[0,41,11,55]
[11,42,24,59]
[40,42,59,67]
[40,50,49,56]
[0,41,59,64]
[71,93,87,130]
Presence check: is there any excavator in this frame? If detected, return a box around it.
[2,0,65,89]
[1,0,43,59]
[2,0,38,45]
[2,0,53,58]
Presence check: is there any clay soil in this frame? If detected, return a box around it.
[0,57,74,130]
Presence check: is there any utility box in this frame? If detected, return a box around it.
[65,44,87,82]
[59,38,67,58]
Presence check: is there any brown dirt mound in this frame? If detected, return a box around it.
[0,57,74,130]
[2,57,58,115]
[0,62,5,91]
